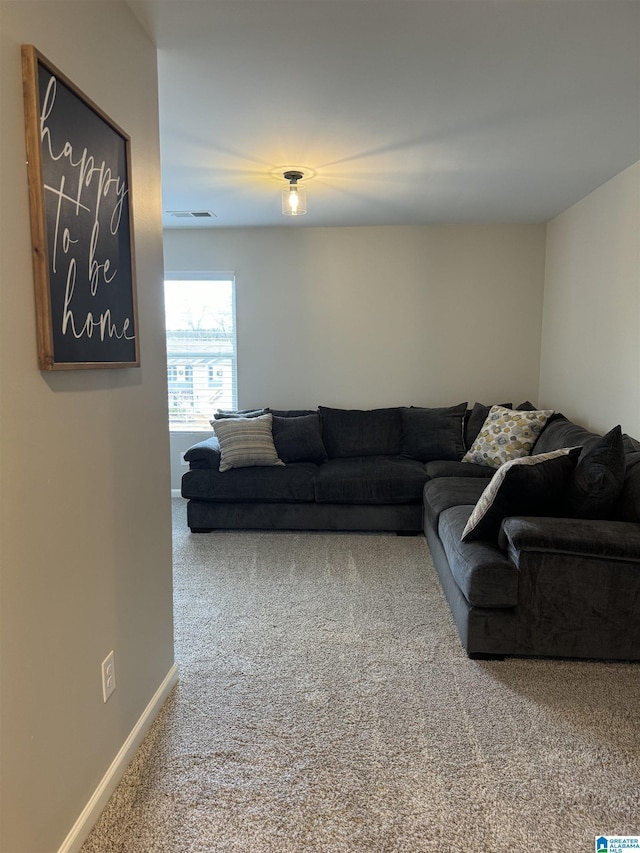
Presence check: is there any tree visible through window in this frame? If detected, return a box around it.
[164,274,237,430]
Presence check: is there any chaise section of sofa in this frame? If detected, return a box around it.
[423,410,640,660]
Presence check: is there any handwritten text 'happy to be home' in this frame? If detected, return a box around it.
[40,74,135,345]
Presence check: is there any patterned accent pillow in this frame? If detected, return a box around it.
[464,402,512,449]
[212,413,284,472]
[462,405,554,469]
[461,447,581,542]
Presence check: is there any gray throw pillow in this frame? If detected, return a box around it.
[272,414,328,464]
[400,403,467,462]
[211,408,268,423]
[565,425,625,519]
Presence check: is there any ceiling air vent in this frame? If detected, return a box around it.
[167,210,217,219]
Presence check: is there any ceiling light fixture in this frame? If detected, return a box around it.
[282,171,307,216]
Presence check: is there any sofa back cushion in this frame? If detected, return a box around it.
[319,407,402,457]
[400,403,467,462]
[532,413,601,455]
[623,434,640,453]
[270,409,317,418]
[615,449,640,522]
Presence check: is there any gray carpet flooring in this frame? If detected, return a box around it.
[81,499,640,852]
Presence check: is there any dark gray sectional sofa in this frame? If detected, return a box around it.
[182,403,640,661]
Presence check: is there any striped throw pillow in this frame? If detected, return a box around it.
[212,413,284,472]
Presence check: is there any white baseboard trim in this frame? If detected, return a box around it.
[58,663,179,853]
[171,489,183,498]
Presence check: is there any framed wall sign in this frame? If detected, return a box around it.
[21,45,140,370]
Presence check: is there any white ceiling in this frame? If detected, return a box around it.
[128,0,640,229]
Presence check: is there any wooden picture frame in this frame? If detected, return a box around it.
[21,45,140,370]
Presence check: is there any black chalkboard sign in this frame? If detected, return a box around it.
[21,46,139,369]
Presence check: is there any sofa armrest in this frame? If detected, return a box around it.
[500,515,640,659]
[184,436,221,470]
[501,516,640,563]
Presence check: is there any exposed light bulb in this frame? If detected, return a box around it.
[281,171,307,216]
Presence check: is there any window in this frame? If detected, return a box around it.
[164,273,237,430]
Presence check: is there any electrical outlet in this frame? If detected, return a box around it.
[179,451,189,466]
[101,650,116,703]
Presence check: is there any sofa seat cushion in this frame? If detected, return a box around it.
[314,456,426,505]
[438,505,519,608]
[424,459,494,480]
[423,477,492,531]
[182,463,317,502]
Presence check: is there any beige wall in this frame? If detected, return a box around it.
[0,3,174,852]
[540,162,640,436]
[164,224,547,410]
